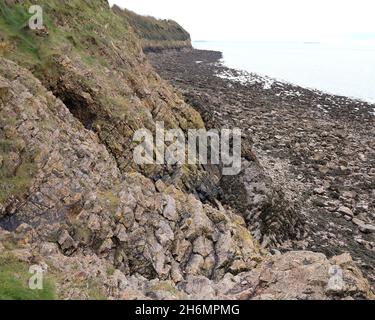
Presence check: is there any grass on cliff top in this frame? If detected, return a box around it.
[0,1,50,67]
[0,0,136,70]
[0,0,188,72]
[0,254,56,300]
[113,6,191,42]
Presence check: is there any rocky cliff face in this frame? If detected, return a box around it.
[112,5,192,52]
[0,0,373,300]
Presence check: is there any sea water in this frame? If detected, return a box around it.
[193,41,375,103]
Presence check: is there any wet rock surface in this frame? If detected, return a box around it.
[148,49,375,289]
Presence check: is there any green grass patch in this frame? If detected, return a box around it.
[150,281,180,297]
[87,279,107,300]
[113,7,190,42]
[0,2,42,65]
[0,138,37,205]
[0,116,38,204]
[97,190,120,214]
[0,254,56,300]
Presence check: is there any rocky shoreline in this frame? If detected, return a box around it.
[1,0,374,299]
[148,49,375,289]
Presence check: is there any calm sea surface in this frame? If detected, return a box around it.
[193,41,375,103]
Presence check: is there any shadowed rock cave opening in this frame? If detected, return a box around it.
[55,89,97,131]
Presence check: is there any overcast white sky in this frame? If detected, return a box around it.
[108,0,375,42]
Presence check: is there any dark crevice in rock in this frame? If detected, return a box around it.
[46,81,127,174]
[54,89,97,131]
